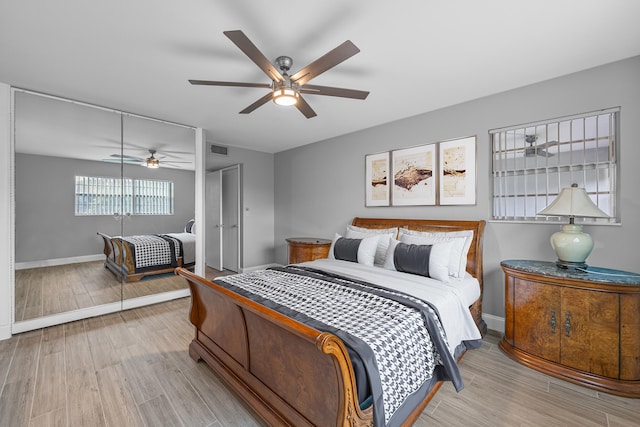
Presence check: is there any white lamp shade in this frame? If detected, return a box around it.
[537,184,608,218]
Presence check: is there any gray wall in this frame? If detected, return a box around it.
[15,153,195,263]
[274,56,640,319]
[205,144,275,269]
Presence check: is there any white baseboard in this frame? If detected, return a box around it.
[15,254,104,270]
[10,302,122,334]
[484,314,505,334]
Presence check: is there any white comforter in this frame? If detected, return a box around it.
[164,232,196,265]
[297,258,482,355]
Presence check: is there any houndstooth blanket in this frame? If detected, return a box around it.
[119,234,182,271]
[216,265,464,427]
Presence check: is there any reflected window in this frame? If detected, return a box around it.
[490,108,619,223]
[75,175,174,215]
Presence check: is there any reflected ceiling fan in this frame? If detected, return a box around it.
[189,30,370,118]
[103,150,190,169]
[524,135,558,157]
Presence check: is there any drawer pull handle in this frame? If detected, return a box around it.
[565,312,571,337]
[550,310,556,334]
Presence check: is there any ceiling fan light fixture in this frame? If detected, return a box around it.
[273,87,299,106]
[145,150,160,168]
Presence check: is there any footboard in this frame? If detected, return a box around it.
[175,267,374,427]
[98,232,183,282]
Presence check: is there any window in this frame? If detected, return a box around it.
[75,176,174,216]
[491,108,618,223]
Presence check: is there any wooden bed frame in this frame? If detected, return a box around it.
[97,232,188,282]
[175,218,485,426]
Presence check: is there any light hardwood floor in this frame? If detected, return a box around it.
[14,262,231,322]
[1,298,638,426]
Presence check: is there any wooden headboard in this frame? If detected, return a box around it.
[351,217,486,334]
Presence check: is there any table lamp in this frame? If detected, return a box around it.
[537,183,609,269]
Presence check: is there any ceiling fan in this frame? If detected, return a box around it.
[189,30,370,118]
[103,150,190,169]
[524,135,558,157]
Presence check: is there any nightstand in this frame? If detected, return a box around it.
[286,237,332,264]
[499,259,640,397]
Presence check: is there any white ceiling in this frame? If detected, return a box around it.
[1,0,639,155]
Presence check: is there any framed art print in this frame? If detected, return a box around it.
[438,135,476,205]
[391,144,436,206]
[365,152,390,206]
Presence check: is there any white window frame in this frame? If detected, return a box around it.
[490,108,619,224]
[75,176,174,216]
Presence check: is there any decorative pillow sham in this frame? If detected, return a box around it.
[345,225,398,266]
[383,239,453,282]
[328,233,380,267]
[184,219,196,234]
[397,229,473,279]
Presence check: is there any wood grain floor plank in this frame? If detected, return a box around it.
[95,364,144,427]
[84,317,120,372]
[100,312,139,349]
[117,344,165,405]
[151,359,217,426]
[182,363,266,427]
[29,407,66,427]
[5,332,41,385]
[136,395,182,427]
[0,379,35,427]
[31,351,65,419]
[0,334,19,386]
[63,321,93,375]
[66,368,105,427]
[40,325,64,357]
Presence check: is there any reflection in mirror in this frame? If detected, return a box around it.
[118,115,196,301]
[14,91,124,321]
[13,90,196,328]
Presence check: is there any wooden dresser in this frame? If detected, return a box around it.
[286,237,332,264]
[499,260,640,397]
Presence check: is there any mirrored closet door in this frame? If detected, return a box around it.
[13,90,195,332]
[14,91,124,323]
[120,114,195,304]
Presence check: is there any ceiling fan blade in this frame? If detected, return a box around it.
[295,95,317,119]
[188,80,271,89]
[239,92,273,114]
[102,158,142,164]
[110,154,144,161]
[290,40,360,86]
[223,30,284,82]
[300,84,369,100]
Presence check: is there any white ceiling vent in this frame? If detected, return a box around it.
[209,144,228,156]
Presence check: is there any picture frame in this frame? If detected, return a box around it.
[391,144,437,206]
[365,152,390,206]
[438,135,476,205]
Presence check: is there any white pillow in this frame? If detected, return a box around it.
[328,233,380,267]
[345,225,398,266]
[398,228,473,279]
[383,239,453,282]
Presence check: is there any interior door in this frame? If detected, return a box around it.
[222,166,240,272]
[206,170,223,271]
